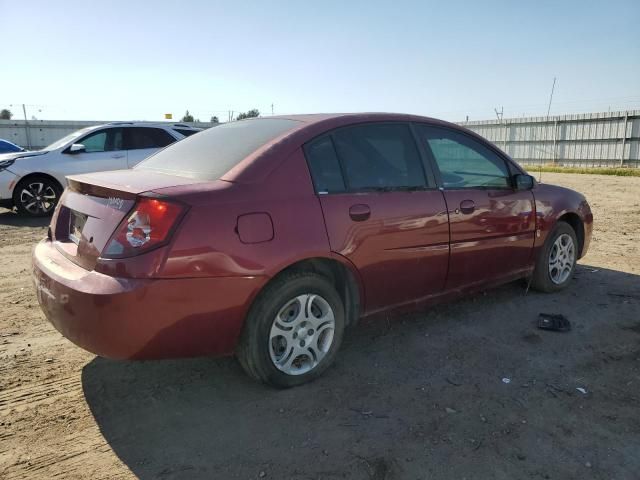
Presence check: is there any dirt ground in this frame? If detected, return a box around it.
[1,172,639,480]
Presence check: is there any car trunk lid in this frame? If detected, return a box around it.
[51,170,208,271]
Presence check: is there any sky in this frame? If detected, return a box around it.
[1,0,639,123]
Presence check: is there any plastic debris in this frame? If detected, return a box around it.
[502,377,511,384]
[538,313,571,332]
[576,387,587,394]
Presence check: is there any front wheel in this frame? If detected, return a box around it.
[237,272,345,388]
[531,221,578,292]
[13,176,61,217]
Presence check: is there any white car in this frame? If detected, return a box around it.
[0,122,201,216]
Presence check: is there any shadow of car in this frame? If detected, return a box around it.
[81,265,640,479]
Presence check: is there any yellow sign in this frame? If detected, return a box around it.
[164,113,173,119]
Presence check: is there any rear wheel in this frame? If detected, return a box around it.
[531,221,578,292]
[237,271,345,388]
[13,176,61,217]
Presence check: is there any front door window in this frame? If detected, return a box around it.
[77,128,123,153]
[419,127,511,189]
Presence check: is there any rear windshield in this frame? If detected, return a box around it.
[136,118,301,180]
[172,128,200,137]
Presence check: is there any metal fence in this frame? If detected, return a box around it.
[459,110,640,168]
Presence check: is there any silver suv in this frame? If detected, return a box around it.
[0,122,202,216]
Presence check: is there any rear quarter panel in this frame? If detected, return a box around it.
[157,149,340,280]
[87,149,344,355]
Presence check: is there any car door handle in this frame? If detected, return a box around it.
[458,200,475,214]
[349,204,371,222]
[111,154,125,159]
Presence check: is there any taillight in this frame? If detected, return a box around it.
[102,197,185,258]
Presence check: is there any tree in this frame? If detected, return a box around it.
[181,110,194,122]
[210,116,219,123]
[236,109,260,120]
[0,109,12,120]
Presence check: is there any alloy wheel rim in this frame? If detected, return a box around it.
[269,294,335,376]
[548,233,575,285]
[20,182,57,214]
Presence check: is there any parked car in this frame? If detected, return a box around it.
[0,138,25,154]
[0,122,201,216]
[32,113,593,387]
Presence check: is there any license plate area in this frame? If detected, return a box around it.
[68,210,88,245]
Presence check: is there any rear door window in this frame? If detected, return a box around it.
[331,123,426,190]
[125,127,175,150]
[304,136,346,193]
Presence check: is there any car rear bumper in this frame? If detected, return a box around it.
[32,239,264,360]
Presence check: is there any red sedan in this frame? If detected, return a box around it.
[32,113,593,387]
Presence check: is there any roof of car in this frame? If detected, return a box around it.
[105,121,201,129]
[266,112,444,125]
[221,112,467,184]
[236,112,464,139]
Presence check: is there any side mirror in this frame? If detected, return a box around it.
[68,143,86,154]
[513,173,535,191]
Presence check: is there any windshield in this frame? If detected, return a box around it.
[43,127,94,151]
[136,118,301,180]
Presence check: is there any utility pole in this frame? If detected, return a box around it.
[546,77,557,165]
[22,104,32,149]
[546,77,556,118]
[493,107,506,153]
[271,103,274,116]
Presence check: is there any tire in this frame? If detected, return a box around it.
[13,176,62,217]
[237,271,345,388]
[531,221,578,293]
